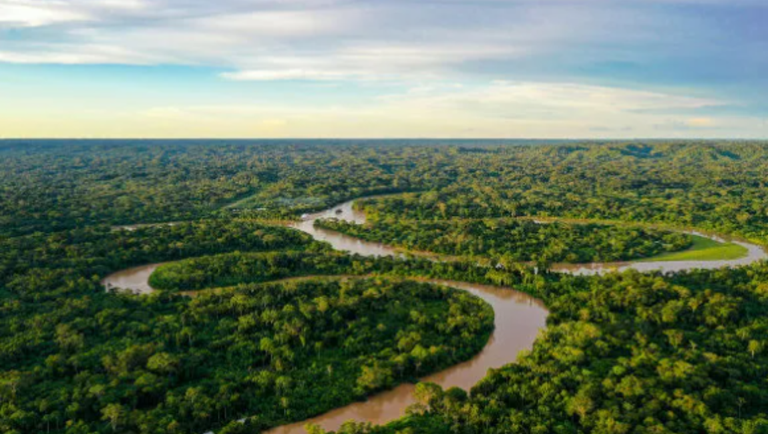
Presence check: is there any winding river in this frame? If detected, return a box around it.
[102,199,767,433]
[549,230,766,275]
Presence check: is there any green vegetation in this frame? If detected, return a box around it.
[4,140,768,243]
[149,250,343,291]
[355,266,768,434]
[0,220,316,287]
[0,219,495,434]
[5,274,493,434]
[0,140,437,236]
[149,250,539,293]
[3,140,768,434]
[315,217,692,264]
[149,249,768,434]
[642,234,748,262]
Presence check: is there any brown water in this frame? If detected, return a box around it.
[550,230,766,276]
[102,263,164,294]
[290,200,400,258]
[101,198,767,434]
[266,279,546,434]
[292,200,766,276]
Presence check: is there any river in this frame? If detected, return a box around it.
[265,279,546,434]
[102,199,767,433]
[549,229,766,276]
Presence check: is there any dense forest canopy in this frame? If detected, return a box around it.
[2,140,768,434]
[358,265,768,434]
[2,140,768,239]
[5,273,493,434]
[0,218,498,434]
[314,217,693,264]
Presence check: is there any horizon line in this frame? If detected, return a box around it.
[1,138,766,142]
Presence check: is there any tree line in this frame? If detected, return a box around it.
[315,216,692,264]
[3,140,768,434]
[5,140,768,242]
[0,217,503,434]
[310,264,768,434]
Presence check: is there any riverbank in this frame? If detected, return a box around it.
[641,234,747,262]
[101,197,768,434]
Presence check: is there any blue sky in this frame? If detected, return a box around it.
[0,0,766,138]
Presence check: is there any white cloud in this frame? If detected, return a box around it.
[0,0,555,76]
[104,81,736,139]
[2,79,762,139]
[0,43,171,64]
[0,1,90,27]
[376,81,721,119]
[0,0,761,76]
[191,10,360,38]
[222,69,362,81]
[0,0,764,139]
[219,43,524,83]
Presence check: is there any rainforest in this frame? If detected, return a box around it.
[2,140,768,434]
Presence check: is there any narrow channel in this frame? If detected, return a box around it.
[102,199,767,433]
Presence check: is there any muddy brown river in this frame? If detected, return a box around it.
[102,199,767,433]
[266,279,546,434]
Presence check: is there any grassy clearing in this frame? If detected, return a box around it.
[643,235,748,262]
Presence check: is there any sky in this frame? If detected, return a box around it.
[0,0,766,139]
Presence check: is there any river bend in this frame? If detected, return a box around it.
[102,199,767,433]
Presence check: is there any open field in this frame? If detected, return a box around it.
[643,234,748,262]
